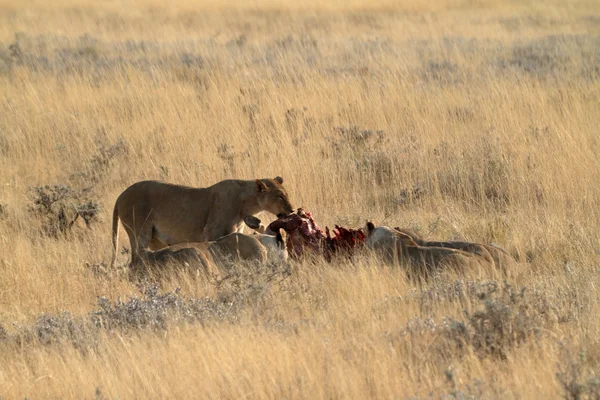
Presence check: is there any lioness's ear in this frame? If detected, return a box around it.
[366,221,376,232]
[274,176,284,184]
[256,179,268,192]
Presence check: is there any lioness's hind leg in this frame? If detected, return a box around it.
[123,223,154,266]
[118,203,156,266]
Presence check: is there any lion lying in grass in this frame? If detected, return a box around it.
[393,227,516,273]
[111,177,294,268]
[131,229,288,279]
[364,222,494,278]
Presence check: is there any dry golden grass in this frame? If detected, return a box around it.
[1,0,600,398]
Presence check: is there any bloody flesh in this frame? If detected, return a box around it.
[265,208,365,260]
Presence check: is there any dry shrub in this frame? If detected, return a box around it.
[557,345,600,400]
[328,126,396,187]
[399,281,561,361]
[2,284,239,352]
[443,283,557,360]
[213,260,293,313]
[69,136,129,187]
[90,284,235,331]
[27,184,101,238]
[0,268,292,354]
[3,311,98,354]
[421,61,463,85]
[433,135,513,208]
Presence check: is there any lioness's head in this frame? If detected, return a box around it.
[256,176,294,218]
[364,221,419,246]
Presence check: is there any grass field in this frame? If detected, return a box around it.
[1,0,600,398]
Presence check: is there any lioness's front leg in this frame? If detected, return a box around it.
[203,217,239,241]
[201,193,239,241]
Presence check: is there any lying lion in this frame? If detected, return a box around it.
[394,227,516,273]
[364,222,493,277]
[111,177,294,268]
[137,244,219,280]
[132,229,288,279]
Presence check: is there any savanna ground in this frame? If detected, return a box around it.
[1,0,600,398]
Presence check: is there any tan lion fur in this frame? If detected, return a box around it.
[110,177,293,267]
[133,229,288,279]
[394,227,516,273]
[365,222,493,277]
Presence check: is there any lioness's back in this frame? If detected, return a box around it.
[116,180,199,203]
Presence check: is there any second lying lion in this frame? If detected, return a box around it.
[364,222,494,278]
[133,229,288,279]
[393,227,516,273]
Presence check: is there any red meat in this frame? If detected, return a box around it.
[265,208,364,260]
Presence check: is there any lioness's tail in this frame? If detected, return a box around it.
[110,203,120,269]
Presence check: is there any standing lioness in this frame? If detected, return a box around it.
[111,177,294,267]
